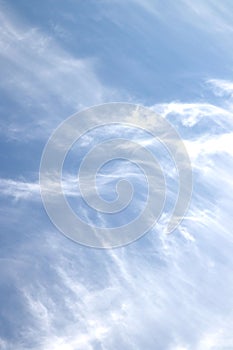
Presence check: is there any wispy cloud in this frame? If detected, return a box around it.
[1,83,233,349]
[1,1,233,347]
[131,0,233,34]
[207,79,233,99]
[0,6,118,141]
[154,101,233,128]
[0,178,39,201]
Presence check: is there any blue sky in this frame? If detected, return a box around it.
[1,0,233,349]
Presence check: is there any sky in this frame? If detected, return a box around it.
[1,0,233,349]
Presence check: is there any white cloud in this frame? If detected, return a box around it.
[184,132,233,162]
[0,6,117,141]
[207,79,233,99]
[153,101,233,129]
[1,20,233,345]
[0,178,40,201]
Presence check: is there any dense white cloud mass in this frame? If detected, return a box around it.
[1,0,233,349]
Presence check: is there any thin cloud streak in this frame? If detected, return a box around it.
[0,6,118,141]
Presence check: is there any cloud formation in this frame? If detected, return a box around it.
[1,0,233,348]
[1,78,233,348]
[0,5,118,141]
